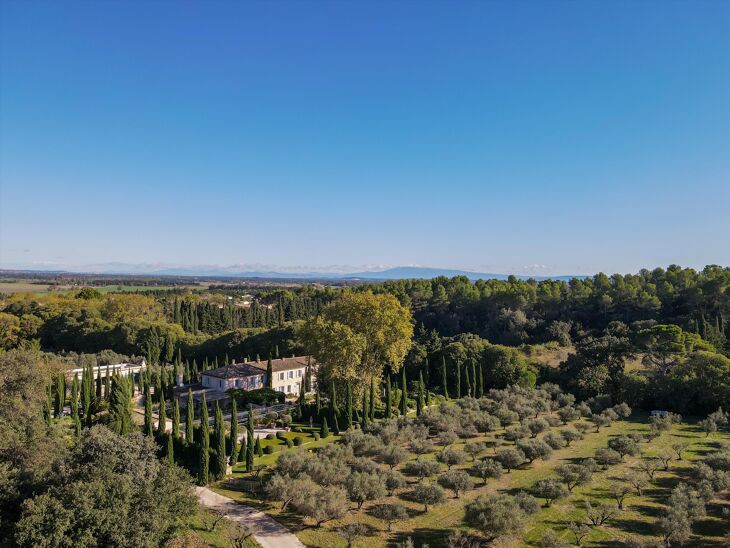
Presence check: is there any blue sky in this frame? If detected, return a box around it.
[1,1,728,276]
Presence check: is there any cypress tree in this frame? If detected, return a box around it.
[73,413,82,437]
[471,362,477,397]
[320,416,330,438]
[385,374,392,419]
[198,442,209,485]
[172,398,181,439]
[400,367,408,416]
[144,386,153,436]
[215,403,226,480]
[417,370,425,415]
[362,391,369,430]
[238,436,247,463]
[109,376,133,435]
[464,362,471,397]
[346,383,353,430]
[95,366,103,402]
[424,357,430,392]
[158,394,167,435]
[441,356,449,399]
[315,389,321,418]
[369,377,376,420]
[254,437,263,457]
[230,399,239,464]
[104,366,111,401]
[166,432,174,465]
[54,373,64,417]
[200,394,209,448]
[266,356,273,388]
[70,373,79,417]
[477,365,484,398]
[186,389,194,444]
[456,361,461,399]
[246,406,254,472]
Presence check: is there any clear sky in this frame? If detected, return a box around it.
[1,1,728,276]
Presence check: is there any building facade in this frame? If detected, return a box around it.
[201,355,316,396]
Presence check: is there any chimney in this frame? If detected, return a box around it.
[176,372,183,387]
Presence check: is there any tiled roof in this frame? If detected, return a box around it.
[250,356,315,373]
[202,363,265,380]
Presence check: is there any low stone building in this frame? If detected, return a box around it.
[201,355,316,396]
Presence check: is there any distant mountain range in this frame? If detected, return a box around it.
[15,264,581,281]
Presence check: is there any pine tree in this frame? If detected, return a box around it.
[172,398,180,439]
[266,356,273,388]
[144,386,154,435]
[441,356,449,399]
[400,367,408,416]
[186,389,194,444]
[158,394,167,435]
[369,377,376,420]
[230,399,239,464]
[320,416,330,438]
[346,383,353,430]
[385,374,392,418]
[362,391,369,430]
[215,403,226,480]
[166,432,174,465]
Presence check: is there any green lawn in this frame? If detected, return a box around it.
[215,415,730,547]
[175,508,260,547]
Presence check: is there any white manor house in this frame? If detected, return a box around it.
[201,355,316,396]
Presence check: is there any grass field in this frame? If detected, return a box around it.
[0,281,199,294]
[214,412,730,547]
[176,508,260,547]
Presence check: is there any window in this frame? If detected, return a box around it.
[297,369,302,378]
[288,371,293,379]
[279,372,284,381]
[287,385,291,393]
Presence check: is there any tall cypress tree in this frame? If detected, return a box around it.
[315,389,321,418]
[104,366,111,401]
[166,432,174,465]
[346,383,353,430]
[54,373,65,417]
[369,377,376,421]
[362,391,369,430]
[186,389,194,444]
[246,406,254,472]
[254,437,263,457]
[400,367,408,416]
[471,362,477,396]
[144,386,153,435]
[385,375,392,419]
[158,394,167,435]
[320,416,330,438]
[172,398,181,439]
[198,394,210,484]
[417,371,425,415]
[330,381,340,434]
[441,356,449,399]
[477,364,484,398]
[73,413,82,437]
[109,376,133,435]
[464,363,471,397]
[230,399,239,464]
[456,362,461,399]
[266,356,273,388]
[70,372,79,419]
[95,366,103,402]
[214,403,226,480]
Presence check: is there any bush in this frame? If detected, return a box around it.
[293,427,303,433]
[276,431,287,440]
[264,445,276,454]
[293,436,303,446]
[265,433,276,440]
[228,387,284,406]
[313,432,320,441]
[285,438,294,448]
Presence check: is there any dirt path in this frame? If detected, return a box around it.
[195,486,304,548]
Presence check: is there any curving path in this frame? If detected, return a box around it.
[195,486,304,548]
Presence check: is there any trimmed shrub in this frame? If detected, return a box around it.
[293,436,304,446]
[263,445,276,454]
